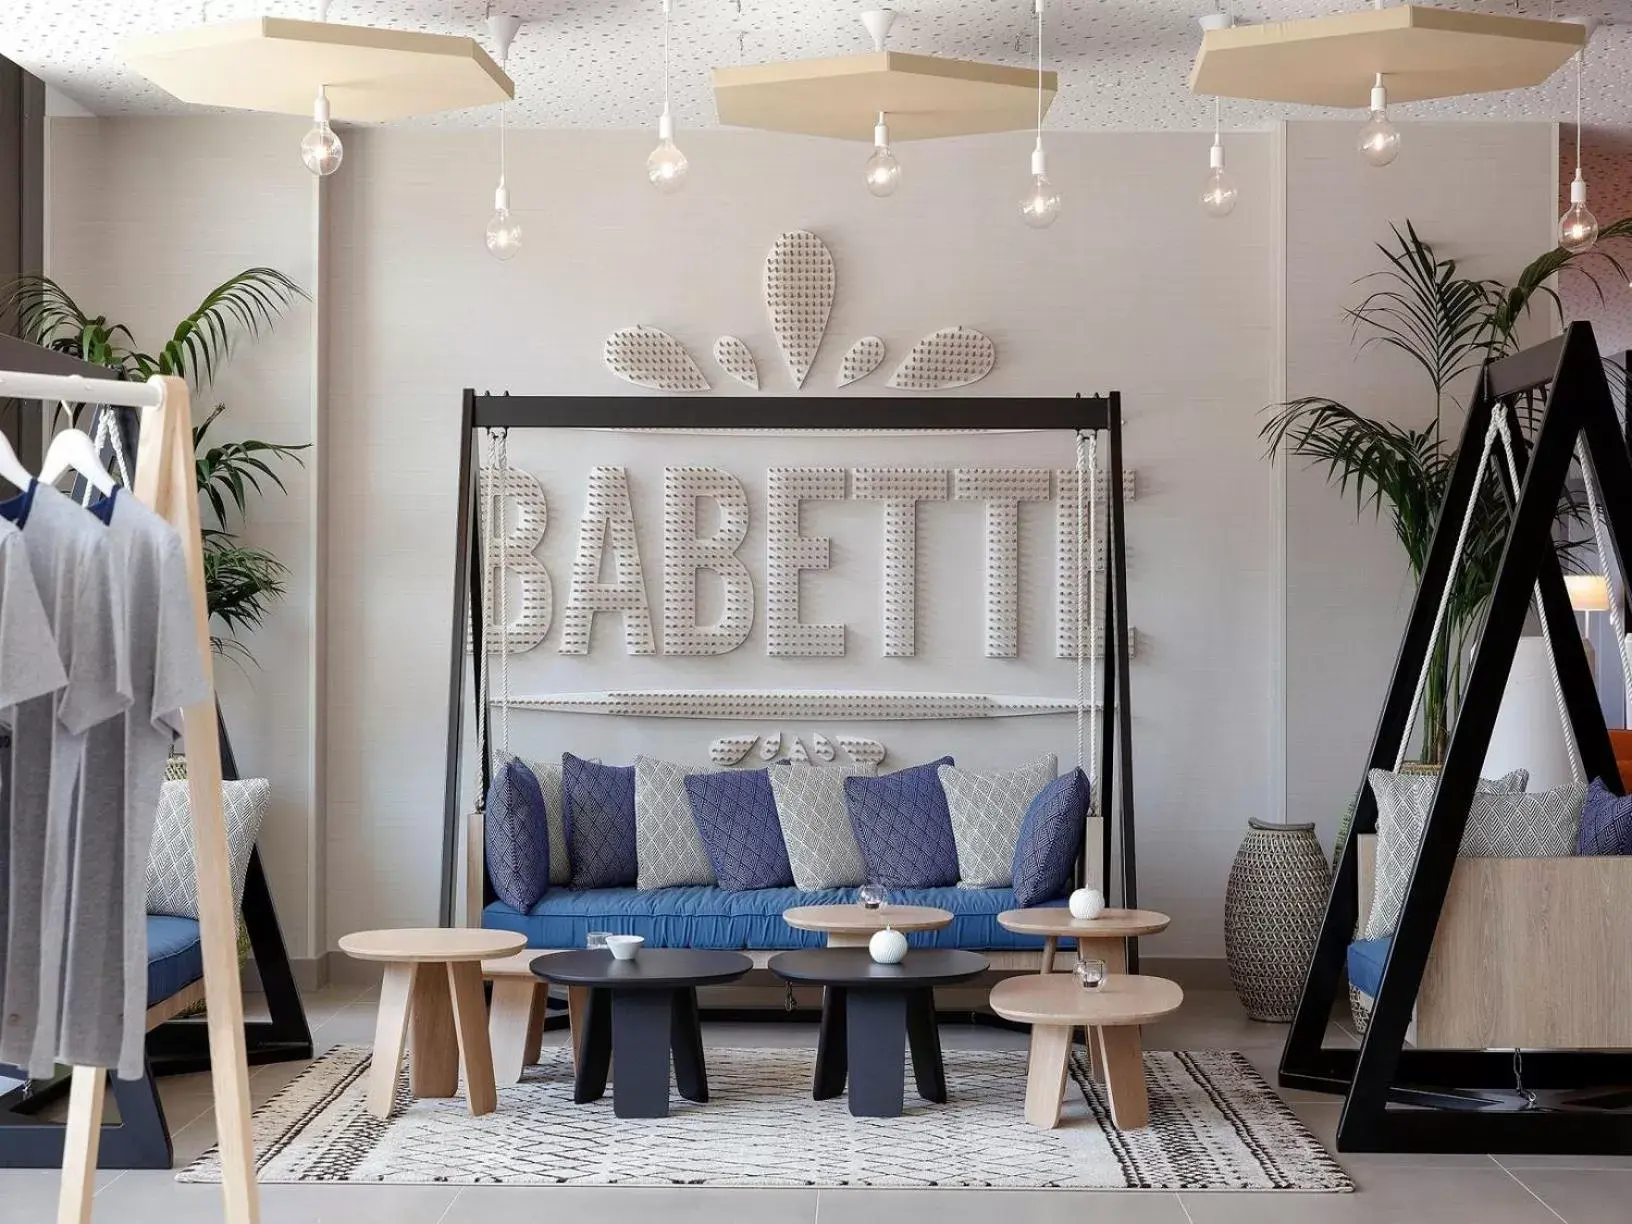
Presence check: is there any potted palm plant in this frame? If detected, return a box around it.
[2,268,308,663]
[1263,220,1630,765]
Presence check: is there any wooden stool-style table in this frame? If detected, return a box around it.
[783,903,952,947]
[990,973,1183,1130]
[484,950,590,1085]
[996,906,1171,974]
[339,927,526,1119]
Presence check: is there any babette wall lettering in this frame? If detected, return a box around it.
[480,463,1115,661]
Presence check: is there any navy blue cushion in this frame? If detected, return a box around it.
[485,758,550,910]
[1347,936,1390,1000]
[564,753,637,888]
[484,885,1064,951]
[1011,768,1090,907]
[684,769,793,891]
[845,757,959,889]
[147,914,203,1006]
[1578,777,1632,855]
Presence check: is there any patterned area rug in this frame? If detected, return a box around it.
[180,1044,1352,1191]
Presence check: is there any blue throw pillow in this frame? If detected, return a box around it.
[684,769,793,891]
[844,757,959,889]
[484,758,550,911]
[564,753,637,888]
[1577,777,1632,855]
[1011,768,1090,907]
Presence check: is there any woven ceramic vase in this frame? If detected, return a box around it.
[1224,819,1332,1022]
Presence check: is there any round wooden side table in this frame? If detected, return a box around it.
[338,927,526,1119]
[782,903,953,948]
[990,973,1184,1130]
[996,906,1171,974]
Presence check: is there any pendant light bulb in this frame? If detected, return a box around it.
[1559,47,1596,253]
[1019,0,1059,229]
[647,0,688,192]
[1201,139,1237,218]
[1358,74,1400,166]
[865,112,901,197]
[300,86,343,176]
[1019,142,1062,229]
[486,183,523,260]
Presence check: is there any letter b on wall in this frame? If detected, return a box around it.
[663,466,754,655]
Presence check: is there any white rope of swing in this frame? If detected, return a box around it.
[1574,436,1632,714]
[1075,430,1099,800]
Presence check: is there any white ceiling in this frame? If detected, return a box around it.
[2,1,1628,132]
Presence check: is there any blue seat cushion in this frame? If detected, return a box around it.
[1347,936,1390,1000]
[484,886,1066,951]
[147,914,203,1006]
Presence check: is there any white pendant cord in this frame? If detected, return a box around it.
[1492,413,1585,786]
[1575,48,1584,177]
[1575,437,1632,713]
[1395,417,1501,772]
[1034,0,1045,147]
[662,0,673,124]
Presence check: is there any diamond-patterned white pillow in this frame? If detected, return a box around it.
[1363,767,1528,941]
[770,763,873,890]
[635,756,718,889]
[939,755,1057,887]
[145,778,271,920]
[1461,784,1585,859]
[510,753,570,885]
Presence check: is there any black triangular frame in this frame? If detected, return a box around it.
[1280,322,1632,1154]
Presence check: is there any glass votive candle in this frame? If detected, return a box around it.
[858,884,887,911]
[1075,956,1107,990]
[587,931,612,950]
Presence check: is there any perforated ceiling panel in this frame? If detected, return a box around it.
[2,1,1628,130]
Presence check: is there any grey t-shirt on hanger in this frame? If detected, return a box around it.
[0,481,129,1077]
[58,489,206,1077]
[0,516,71,1012]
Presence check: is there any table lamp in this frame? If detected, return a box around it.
[1567,574,1610,675]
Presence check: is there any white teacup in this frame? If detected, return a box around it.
[605,934,645,961]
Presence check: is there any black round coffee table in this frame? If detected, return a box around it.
[768,948,989,1118]
[534,949,751,1118]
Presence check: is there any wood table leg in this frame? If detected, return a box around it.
[489,977,538,1085]
[1097,1025,1149,1129]
[368,962,414,1119]
[410,962,458,1099]
[813,985,848,1100]
[56,1066,105,1224]
[574,988,611,1103]
[1079,939,1127,1084]
[448,961,500,1116]
[1040,935,1058,974]
[567,984,590,1071]
[1024,1024,1072,1129]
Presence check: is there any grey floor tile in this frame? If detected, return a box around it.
[99,1174,460,1224]
[1495,1151,1632,1172]
[443,1185,817,1223]
[1180,1167,1563,1223]
[817,1188,1190,1223]
[0,1168,119,1219]
[1505,1168,1632,1222]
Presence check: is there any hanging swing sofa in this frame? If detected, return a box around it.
[435,393,1140,975]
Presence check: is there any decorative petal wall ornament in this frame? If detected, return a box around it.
[758,731,783,760]
[713,336,760,390]
[837,736,887,769]
[886,326,996,391]
[604,325,710,392]
[709,735,758,766]
[788,736,810,763]
[811,732,836,763]
[764,230,834,388]
[510,691,1095,718]
[836,336,885,388]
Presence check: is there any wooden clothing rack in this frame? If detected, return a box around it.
[0,368,259,1222]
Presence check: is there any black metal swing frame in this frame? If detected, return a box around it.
[1279,322,1632,1155]
[436,391,1140,964]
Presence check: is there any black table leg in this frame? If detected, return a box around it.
[813,985,848,1101]
[905,988,947,1104]
[846,989,909,1118]
[671,987,709,1103]
[611,990,676,1118]
[574,987,612,1104]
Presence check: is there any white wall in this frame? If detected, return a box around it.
[1281,122,1558,851]
[43,117,1558,969]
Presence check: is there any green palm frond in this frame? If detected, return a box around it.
[1488,217,1632,351]
[133,268,306,386]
